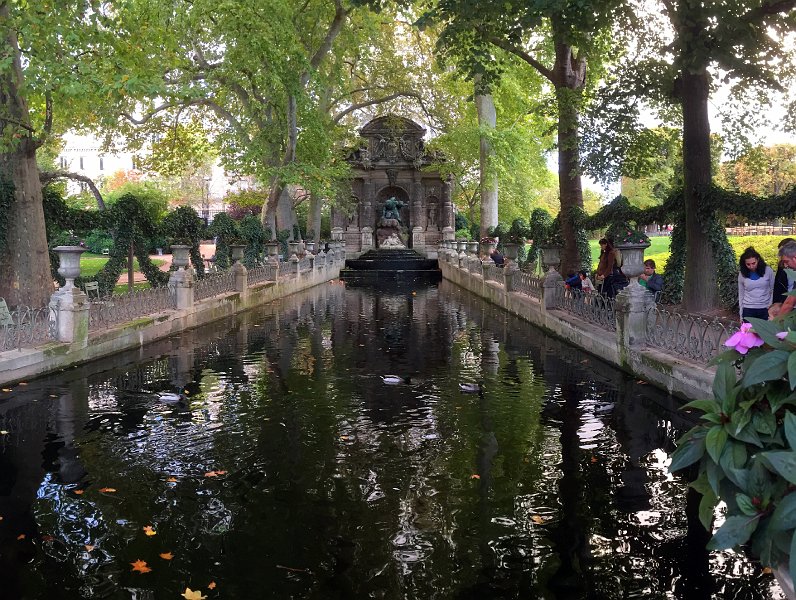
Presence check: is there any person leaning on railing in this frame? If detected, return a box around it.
[737,246,774,323]
[775,241,796,318]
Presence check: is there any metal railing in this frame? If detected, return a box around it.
[483,264,504,285]
[554,288,617,332]
[194,271,235,302]
[725,225,796,237]
[1,304,57,351]
[247,264,278,286]
[512,271,543,299]
[646,306,739,364]
[298,256,312,272]
[88,286,176,332]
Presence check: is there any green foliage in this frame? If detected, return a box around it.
[605,222,650,245]
[84,230,114,255]
[239,216,269,267]
[671,317,796,577]
[527,208,553,265]
[160,206,207,276]
[661,224,685,305]
[276,229,291,259]
[454,228,472,241]
[454,212,469,232]
[209,213,239,270]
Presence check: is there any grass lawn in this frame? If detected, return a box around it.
[79,253,166,278]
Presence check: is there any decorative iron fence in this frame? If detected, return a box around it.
[646,306,739,364]
[554,288,617,332]
[512,271,543,299]
[483,264,504,285]
[298,256,312,272]
[195,271,235,302]
[88,286,176,331]
[247,264,278,286]
[1,304,57,351]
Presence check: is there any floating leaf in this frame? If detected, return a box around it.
[130,559,152,574]
[159,551,174,560]
[0,431,8,435]
[18,382,27,386]
[208,582,216,590]
[470,474,480,480]
[99,487,116,493]
[84,545,94,552]
[73,489,84,495]
[531,515,547,524]
[181,588,207,600]
[41,535,55,542]
[1,388,11,393]
[17,534,25,541]
[167,477,178,483]
[204,470,227,478]
[143,525,157,536]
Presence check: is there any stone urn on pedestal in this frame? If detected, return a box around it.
[171,244,191,268]
[230,244,246,264]
[616,242,651,297]
[265,241,280,263]
[288,241,300,259]
[539,246,561,273]
[54,246,87,290]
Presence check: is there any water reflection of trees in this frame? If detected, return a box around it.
[0,280,780,598]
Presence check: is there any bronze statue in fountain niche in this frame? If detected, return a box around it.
[381,197,405,224]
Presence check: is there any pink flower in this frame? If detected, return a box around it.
[725,323,765,354]
[777,331,788,340]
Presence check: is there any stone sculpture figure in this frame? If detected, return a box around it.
[382,196,405,224]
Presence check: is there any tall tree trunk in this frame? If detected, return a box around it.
[680,68,717,312]
[0,145,52,308]
[0,6,51,308]
[306,193,322,244]
[552,38,586,276]
[475,90,498,240]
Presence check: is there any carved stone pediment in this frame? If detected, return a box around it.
[348,115,432,168]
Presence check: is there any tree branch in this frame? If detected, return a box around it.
[122,99,251,144]
[332,91,423,123]
[39,171,106,211]
[488,36,555,83]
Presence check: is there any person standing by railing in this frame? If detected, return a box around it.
[738,246,774,322]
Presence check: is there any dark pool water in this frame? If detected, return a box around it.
[0,280,783,599]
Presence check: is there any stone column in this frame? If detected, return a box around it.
[442,175,454,229]
[615,283,651,350]
[50,287,90,346]
[172,267,195,310]
[542,270,564,311]
[233,261,249,300]
[361,226,374,250]
[412,173,424,229]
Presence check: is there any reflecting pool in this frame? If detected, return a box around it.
[0,280,784,599]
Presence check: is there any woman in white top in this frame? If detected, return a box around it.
[738,246,774,322]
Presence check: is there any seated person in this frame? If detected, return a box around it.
[564,272,582,290]
[490,247,504,267]
[638,259,664,295]
[579,270,595,293]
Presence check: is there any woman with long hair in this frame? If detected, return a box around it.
[595,238,625,298]
[738,246,774,322]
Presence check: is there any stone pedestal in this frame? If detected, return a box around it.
[412,226,425,253]
[442,226,455,241]
[331,227,344,241]
[542,270,564,311]
[361,226,374,250]
[170,267,195,310]
[232,262,248,300]
[615,280,650,349]
[49,287,90,346]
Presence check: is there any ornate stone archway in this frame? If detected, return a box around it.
[332,115,453,256]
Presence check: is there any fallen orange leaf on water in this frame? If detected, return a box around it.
[99,487,116,493]
[1,388,12,392]
[73,489,84,495]
[763,567,773,574]
[17,534,25,540]
[204,470,227,478]
[167,477,178,483]
[531,515,547,525]
[84,545,94,552]
[181,588,207,600]
[41,535,55,542]
[207,582,217,590]
[470,474,480,480]
[591,457,598,463]
[143,525,157,536]
[159,551,174,560]
[130,559,152,574]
